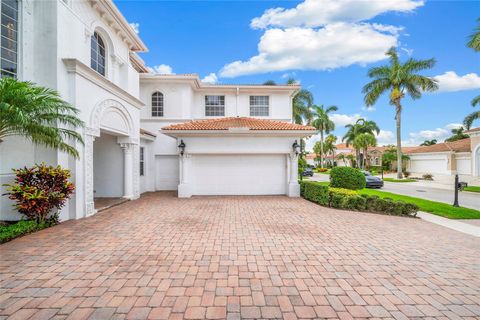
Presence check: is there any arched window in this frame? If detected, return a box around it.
[91,32,106,76]
[152,92,164,117]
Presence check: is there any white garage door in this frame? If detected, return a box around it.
[191,154,287,195]
[156,155,179,190]
[409,158,446,174]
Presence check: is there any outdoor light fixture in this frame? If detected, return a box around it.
[178,140,186,156]
[292,140,301,155]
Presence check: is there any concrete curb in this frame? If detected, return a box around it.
[417,211,480,237]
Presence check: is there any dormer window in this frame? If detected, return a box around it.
[152,92,164,117]
[205,95,225,116]
[91,32,106,76]
[250,96,269,116]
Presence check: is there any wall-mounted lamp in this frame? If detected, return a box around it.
[178,140,186,156]
[292,140,301,155]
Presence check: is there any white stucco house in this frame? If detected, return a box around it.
[0,0,314,221]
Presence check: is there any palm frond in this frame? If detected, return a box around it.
[463,110,480,130]
[471,95,480,107]
[467,18,480,51]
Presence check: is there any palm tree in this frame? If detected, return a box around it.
[337,153,347,166]
[353,133,377,169]
[464,110,480,130]
[286,78,314,125]
[324,134,337,166]
[420,139,437,146]
[346,154,356,167]
[0,77,84,158]
[263,80,276,85]
[342,118,380,168]
[363,47,438,178]
[467,20,480,107]
[445,127,469,142]
[311,104,338,167]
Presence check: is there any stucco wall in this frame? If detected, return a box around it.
[93,134,124,198]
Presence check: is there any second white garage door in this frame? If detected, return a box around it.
[191,154,287,195]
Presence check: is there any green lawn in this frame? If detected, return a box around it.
[383,178,417,183]
[463,186,480,193]
[311,181,480,219]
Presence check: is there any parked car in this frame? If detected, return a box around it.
[302,167,314,177]
[362,171,384,188]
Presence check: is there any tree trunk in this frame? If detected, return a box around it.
[320,131,324,168]
[395,102,403,179]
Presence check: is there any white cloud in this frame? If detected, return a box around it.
[201,73,218,84]
[250,0,423,29]
[147,64,174,75]
[405,123,462,145]
[433,71,480,93]
[361,106,376,112]
[129,22,140,34]
[330,113,362,127]
[220,23,398,77]
[375,130,394,145]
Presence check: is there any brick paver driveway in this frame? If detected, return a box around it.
[1,192,479,320]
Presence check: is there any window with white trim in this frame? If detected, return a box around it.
[0,0,18,78]
[152,92,164,117]
[139,147,145,176]
[91,31,106,76]
[205,95,225,116]
[250,96,269,116]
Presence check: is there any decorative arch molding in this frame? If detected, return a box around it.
[89,24,116,57]
[88,99,134,137]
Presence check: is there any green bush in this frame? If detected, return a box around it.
[300,181,418,217]
[330,167,366,190]
[0,219,54,244]
[301,181,329,205]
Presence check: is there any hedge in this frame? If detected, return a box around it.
[301,181,418,217]
[0,220,53,244]
[330,167,366,190]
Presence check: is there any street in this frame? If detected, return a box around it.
[309,174,480,210]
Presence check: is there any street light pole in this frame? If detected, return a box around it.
[453,174,459,207]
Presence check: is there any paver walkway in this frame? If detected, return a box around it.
[1,192,479,319]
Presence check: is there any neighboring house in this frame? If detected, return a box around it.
[406,133,480,180]
[0,0,313,221]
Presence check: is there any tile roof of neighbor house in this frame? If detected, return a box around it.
[465,127,480,134]
[407,138,471,154]
[162,117,316,131]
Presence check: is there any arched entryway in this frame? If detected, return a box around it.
[84,99,139,216]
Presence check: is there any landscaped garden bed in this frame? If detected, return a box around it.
[0,219,56,244]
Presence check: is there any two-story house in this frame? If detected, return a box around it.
[0,0,314,221]
[138,74,314,198]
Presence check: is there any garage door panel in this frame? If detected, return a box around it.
[156,155,179,190]
[191,155,287,195]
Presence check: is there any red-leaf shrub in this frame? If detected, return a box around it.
[3,163,75,223]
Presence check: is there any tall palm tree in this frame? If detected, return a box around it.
[311,104,338,167]
[324,134,337,166]
[342,118,379,168]
[0,77,84,158]
[363,47,438,178]
[464,111,480,130]
[287,78,314,125]
[467,19,480,107]
[420,139,437,146]
[353,133,377,169]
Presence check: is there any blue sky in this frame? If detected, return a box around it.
[116,0,480,149]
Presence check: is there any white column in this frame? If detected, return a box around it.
[120,143,134,199]
[178,154,192,198]
[287,153,300,197]
[85,134,96,216]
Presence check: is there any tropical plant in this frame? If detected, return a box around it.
[420,139,437,146]
[311,104,338,168]
[263,80,276,85]
[467,18,480,52]
[363,47,438,178]
[342,118,380,168]
[463,110,480,130]
[3,163,75,223]
[346,154,356,167]
[287,78,314,125]
[353,133,377,169]
[382,146,409,172]
[445,127,469,142]
[0,77,84,158]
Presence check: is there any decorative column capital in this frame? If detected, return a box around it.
[119,143,133,153]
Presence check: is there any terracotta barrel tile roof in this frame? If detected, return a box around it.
[408,138,471,154]
[162,117,316,131]
[465,127,480,134]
